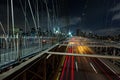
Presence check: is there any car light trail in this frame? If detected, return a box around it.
[61,37,106,80]
[60,44,70,80]
[77,46,94,54]
[60,56,68,80]
[58,37,120,80]
[71,56,74,80]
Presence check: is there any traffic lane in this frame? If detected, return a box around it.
[60,46,74,80]
[60,56,108,80]
[60,44,115,80]
[75,57,108,80]
[60,56,73,80]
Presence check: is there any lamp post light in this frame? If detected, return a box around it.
[68,31,72,37]
[55,30,59,42]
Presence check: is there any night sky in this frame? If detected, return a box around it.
[0,0,120,35]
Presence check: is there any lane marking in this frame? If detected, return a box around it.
[75,61,78,72]
[98,59,116,74]
[46,54,52,59]
[58,45,61,48]
[93,60,113,80]
[99,59,120,79]
[90,63,97,74]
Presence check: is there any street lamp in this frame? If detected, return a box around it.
[55,30,59,34]
[68,31,72,37]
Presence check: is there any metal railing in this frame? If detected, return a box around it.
[0,36,58,69]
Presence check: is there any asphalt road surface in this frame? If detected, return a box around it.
[59,44,120,80]
[60,56,120,80]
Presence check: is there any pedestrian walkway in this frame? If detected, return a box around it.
[99,59,120,75]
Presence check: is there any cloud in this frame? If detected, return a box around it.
[55,17,81,28]
[110,3,120,12]
[69,17,81,25]
[112,12,120,20]
[110,3,120,20]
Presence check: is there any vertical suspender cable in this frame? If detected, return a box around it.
[36,0,41,48]
[36,0,40,29]
[25,0,27,35]
[40,0,43,48]
[11,0,15,37]
[11,0,16,60]
[7,0,10,62]
[24,0,27,49]
[55,0,59,27]
[52,0,56,37]
[19,0,31,32]
[27,0,38,33]
[44,0,51,36]
[7,0,9,36]
[52,0,55,26]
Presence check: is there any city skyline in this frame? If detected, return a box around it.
[0,0,120,35]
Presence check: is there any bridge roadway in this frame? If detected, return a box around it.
[59,46,120,80]
[0,37,120,80]
[58,37,120,80]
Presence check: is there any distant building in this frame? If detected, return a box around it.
[76,29,80,36]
